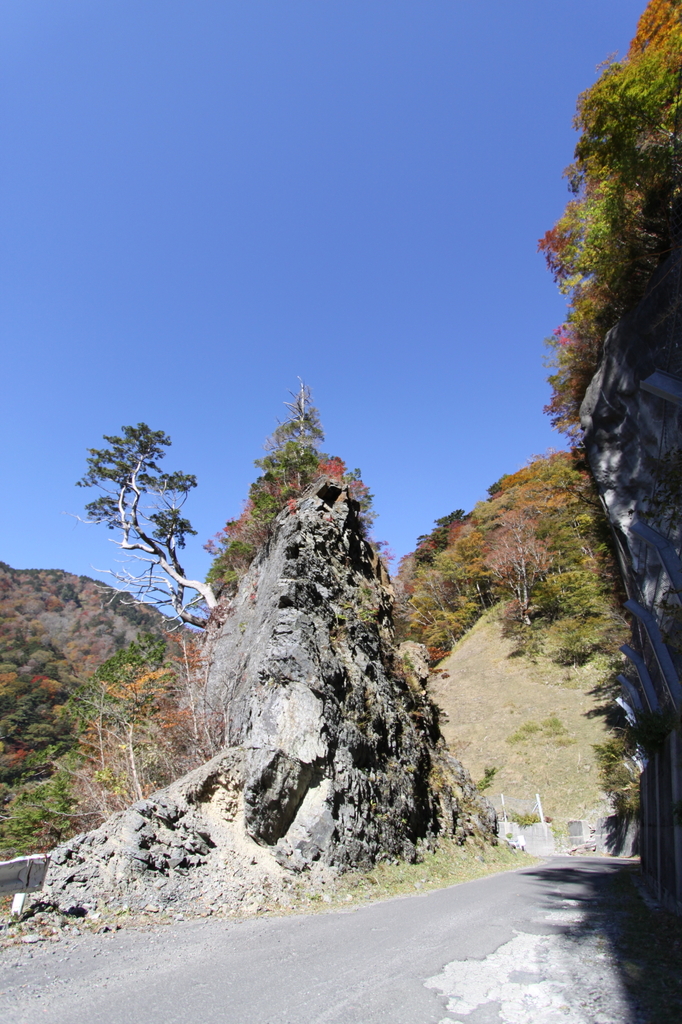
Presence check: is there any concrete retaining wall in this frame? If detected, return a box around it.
[640,727,682,914]
[499,821,555,857]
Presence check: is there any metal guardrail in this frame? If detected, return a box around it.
[0,854,50,915]
[624,600,682,708]
[629,517,682,597]
[620,643,661,712]
[640,368,682,406]
[0,854,50,895]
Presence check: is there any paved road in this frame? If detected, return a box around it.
[0,857,637,1024]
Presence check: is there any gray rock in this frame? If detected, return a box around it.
[204,477,495,870]
[44,749,248,912]
[396,641,431,690]
[594,815,639,858]
[43,477,495,914]
[580,250,682,661]
[567,819,590,844]
[581,255,682,543]
[578,253,679,902]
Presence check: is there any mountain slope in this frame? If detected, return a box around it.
[0,562,164,784]
[427,608,612,829]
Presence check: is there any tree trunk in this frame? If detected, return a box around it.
[126,724,143,802]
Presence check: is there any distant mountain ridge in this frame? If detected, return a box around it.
[0,562,164,785]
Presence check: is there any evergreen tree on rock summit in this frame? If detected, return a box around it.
[206,381,376,595]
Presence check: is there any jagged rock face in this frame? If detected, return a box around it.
[579,255,682,911]
[205,478,495,870]
[43,478,495,914]
[580,254,682,546]
[580,253,682,631]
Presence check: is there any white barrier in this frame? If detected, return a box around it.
[0,854,51,914]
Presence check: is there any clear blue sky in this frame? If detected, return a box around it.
[0,0,645,583]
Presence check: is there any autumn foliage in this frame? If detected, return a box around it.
[394,451,627,665]
[68,631,223,818]
[0,563,163,788]
[206,384,376,593]
[0,626,222,856]
[540,0,682,436]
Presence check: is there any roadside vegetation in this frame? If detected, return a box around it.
[329,839,533,907]
[540,0,682,438]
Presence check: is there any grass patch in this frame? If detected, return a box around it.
[507,716,575,747]
[507,721,541,743]
[509,811,540,827]
[315,840,536,908]
[541,715,567,736]
[429,612,612,822]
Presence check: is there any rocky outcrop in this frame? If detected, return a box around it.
[203,478,494,871]
[43,478,495,915]
[581,253,682,557]
[44,750,298,916]
[580,253,682,675]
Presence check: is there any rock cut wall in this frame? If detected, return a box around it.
[580,253,682,914]
[581,252,682,700]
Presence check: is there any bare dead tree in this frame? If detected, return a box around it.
[487,510,552,624]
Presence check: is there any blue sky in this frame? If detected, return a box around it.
[0,0,645,583]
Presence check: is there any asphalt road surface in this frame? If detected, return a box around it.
[0,857,638,1024]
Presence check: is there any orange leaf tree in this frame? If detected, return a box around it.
[540,0,682,436]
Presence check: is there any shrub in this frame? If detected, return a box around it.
[510,812,541,827]
[628,707,680,754]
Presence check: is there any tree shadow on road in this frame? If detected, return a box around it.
[520,858,682,1024]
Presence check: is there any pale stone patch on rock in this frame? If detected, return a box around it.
[245,681,327,764]
[275,777,335,868]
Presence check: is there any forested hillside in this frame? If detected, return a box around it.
[541,0,682,436]
[392,451,634,820]
[0,563,163,783]
[0,564,174,854]
[394,450,626,666]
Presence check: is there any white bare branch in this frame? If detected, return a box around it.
[76,424,216,627]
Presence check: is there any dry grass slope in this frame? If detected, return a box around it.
[428,608,612,828]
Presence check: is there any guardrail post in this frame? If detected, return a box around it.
[11,893,27,916]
